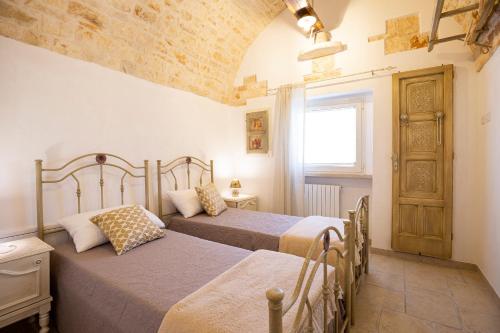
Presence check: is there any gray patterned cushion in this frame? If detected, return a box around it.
[90,205,164,255]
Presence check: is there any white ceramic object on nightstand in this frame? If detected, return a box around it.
[223,194,258,211]
[0,237,54,333]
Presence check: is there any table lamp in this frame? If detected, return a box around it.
[230,179,242,197]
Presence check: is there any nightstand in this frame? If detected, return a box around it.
[223,194,258,211]
[0,237,54,333]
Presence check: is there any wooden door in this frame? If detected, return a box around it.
[392,65,453,259]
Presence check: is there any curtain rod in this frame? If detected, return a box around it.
[266,66,397,95]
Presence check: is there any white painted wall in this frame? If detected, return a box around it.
[0,36,235,237]
[228,95,277,213]
[475,52,500,294]
[233,0,484,267]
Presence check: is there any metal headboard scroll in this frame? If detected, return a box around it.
[35,153,150,239]
[157,156,214,219]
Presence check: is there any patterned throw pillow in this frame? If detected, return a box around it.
[90,205,164,255]
[195,183,227,216]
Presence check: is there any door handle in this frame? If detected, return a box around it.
[392,153,399,172]
[436,111,444,145]
[400,113,409,126]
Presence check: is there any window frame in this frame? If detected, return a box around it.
[304,100,365,176]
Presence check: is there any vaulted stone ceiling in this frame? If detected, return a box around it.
[0,0,285,104]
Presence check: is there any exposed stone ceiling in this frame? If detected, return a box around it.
[0,0,285,104]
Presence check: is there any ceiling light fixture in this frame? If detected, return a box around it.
[284,0,323,32]
[297,15,317,30]
[296,7,317,31]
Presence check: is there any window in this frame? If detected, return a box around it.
[304,101,364,174]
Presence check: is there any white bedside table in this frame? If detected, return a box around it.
[0,237,54,333]
[223,194,258,211]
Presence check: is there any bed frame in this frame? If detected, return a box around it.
[35,153,150,240]
[355,196,370,276]
[156,156,213,220]
[268,214,355,333]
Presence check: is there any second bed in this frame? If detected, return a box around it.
[157,157,369,266]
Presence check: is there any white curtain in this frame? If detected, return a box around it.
[271,84,306,216]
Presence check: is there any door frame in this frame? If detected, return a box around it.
[391,65,454,258]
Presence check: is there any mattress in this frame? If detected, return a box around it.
[167,208,302,251]
[51,230,250,333]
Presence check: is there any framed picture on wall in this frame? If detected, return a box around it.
[246,110,269,154]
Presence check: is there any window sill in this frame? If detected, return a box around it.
[305,172,373,180]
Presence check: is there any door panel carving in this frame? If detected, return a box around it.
[392,65,453,259]
[405,160,436,193]
[423,206,444,239]
[408,121,436,152]
[407,81,436,114]
[399,205,418,236]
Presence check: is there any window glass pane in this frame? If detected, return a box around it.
[304,107,357,164]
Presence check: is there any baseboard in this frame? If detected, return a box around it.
[370,247,477,270]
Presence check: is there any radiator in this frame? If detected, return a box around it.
[304,184,341,217]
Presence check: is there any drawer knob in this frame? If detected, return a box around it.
[35,259,42,265]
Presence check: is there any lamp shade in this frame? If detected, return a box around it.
[230,179,241,189]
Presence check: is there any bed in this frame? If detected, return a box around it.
[167,207,302,251]
[36,152,355,333]
[157,156,369,320]
[51,231,249,333]
[157,157,368,259]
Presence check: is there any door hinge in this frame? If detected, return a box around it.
[451,233,454,240]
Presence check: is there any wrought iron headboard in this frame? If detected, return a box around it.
[36,153,150,239]
[157,156,214,219]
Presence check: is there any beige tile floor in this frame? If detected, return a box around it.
[351,254,500,333]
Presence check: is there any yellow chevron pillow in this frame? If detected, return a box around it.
[195,183,227,216]
[90,205,164,255]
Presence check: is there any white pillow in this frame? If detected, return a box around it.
[167,189,203,218]
[59,205,165,253]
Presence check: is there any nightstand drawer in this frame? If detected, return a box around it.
[223,194,258,211]
[0,252,50,316]
[226,200,236,208]
[239,199,257,210]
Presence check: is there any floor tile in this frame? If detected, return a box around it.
[449,280,500,317]
[352,300,382,332]
[350,326,376,333]
[379,310,436,333]
[365,269,405,292]
[357,283,405,313]
[370,254,405,276]
[379,310,464,333]
[406,287,462,329]
[460,269,493,290]
[352,253,499,333]
[460,309,500,333]
[405,268,452,295]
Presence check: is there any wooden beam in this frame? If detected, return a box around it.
[433,33,467,46]
[470,0,497,43]
[440,3,479,18]
[429,0,445,52]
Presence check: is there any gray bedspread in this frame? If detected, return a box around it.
[51,230,250,333]
[168,208,302,251]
